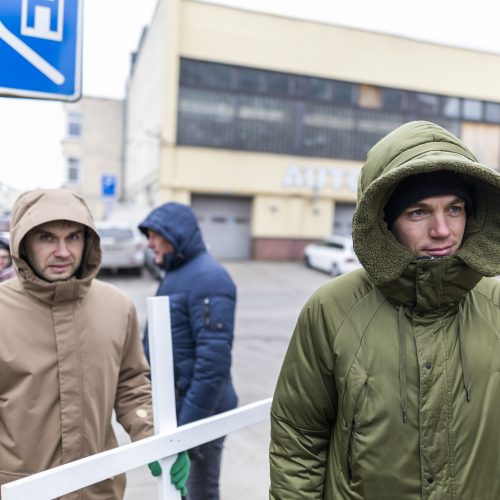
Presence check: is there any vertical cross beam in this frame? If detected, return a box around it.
[147,296,182,500]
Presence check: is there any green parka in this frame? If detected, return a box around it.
[270,121,500,499]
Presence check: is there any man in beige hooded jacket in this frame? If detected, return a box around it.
[0,189,160,499]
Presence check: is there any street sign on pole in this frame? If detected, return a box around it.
[0,0,82,101]
[101,174,117,198]
[101,174,117,220]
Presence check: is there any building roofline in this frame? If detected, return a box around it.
[192,0,500,58]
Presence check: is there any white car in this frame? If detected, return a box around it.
[304,235,362,277]
[95,221,145,274]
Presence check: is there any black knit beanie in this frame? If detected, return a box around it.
[384,171,474,229]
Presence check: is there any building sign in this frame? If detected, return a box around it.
[283,165,361,193]
[0,0,82,100]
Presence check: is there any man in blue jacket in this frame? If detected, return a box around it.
[139,202,238,500]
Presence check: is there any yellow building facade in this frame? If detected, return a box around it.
[124,0,500,259]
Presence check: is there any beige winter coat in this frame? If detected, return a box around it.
[0,190,154,499]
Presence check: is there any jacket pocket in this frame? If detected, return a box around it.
[201,296,234,334]
[340,359,368,483]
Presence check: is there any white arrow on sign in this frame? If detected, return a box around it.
[0,20,64,84]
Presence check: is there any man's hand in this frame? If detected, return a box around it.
[148,460,162,477]
[148,451,190,496]
[170,451,190,496]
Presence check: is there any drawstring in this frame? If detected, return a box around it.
[458,302,471,402]
[398,306,408,423]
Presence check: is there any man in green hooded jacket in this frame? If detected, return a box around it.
[269,121,500,499]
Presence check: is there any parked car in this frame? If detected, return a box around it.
[95,221,145,275]
[304,235,361,277]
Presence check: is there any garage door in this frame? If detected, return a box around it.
[191,195,252,260]
[333,202,356,236]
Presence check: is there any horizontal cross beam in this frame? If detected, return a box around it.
[2,398,271,500]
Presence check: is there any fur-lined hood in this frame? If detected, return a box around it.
[353,121,500,286]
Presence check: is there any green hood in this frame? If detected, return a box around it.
[352,120,500,286]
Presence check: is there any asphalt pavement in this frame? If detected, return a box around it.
[101,261,330,499]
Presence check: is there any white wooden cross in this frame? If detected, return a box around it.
[2,297,272,499]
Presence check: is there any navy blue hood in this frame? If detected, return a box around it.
[138,202,206,270]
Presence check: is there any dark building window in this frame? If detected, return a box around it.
[236,95,293,153]
[67,157,81,183]
[301,104,356,158]
[307,77,334,101]
[463,99,483,121]
[442,97,461,118]
[177,88,236,148]
[177,58,498,161]
[237,67,264,93]
[179,59,201,86]
[200,62,233,89]
[267,72,291,96]
[485,102,500,123]
[67,111,82,137]
[356,110,403,158]
[412,93,441,115]
[383,89,408,112]
[332,81,356,105]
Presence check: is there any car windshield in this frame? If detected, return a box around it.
[323,241,344,249]
[98,228,134,241]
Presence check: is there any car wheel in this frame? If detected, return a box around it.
[304,255,311,268]
[330,263,340,277]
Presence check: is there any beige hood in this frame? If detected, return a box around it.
[9,189,101,302]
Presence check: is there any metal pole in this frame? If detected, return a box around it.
[147,296,181,500]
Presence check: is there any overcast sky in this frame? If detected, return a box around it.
[1,0,500,192]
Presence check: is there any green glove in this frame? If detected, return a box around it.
[170,451,190,496]
[148,460,162,477]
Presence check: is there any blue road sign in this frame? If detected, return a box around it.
[0,0,82,101]
[101,174,117,198]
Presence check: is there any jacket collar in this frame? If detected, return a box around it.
[19,265,93,305]
[379,256,482,314]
